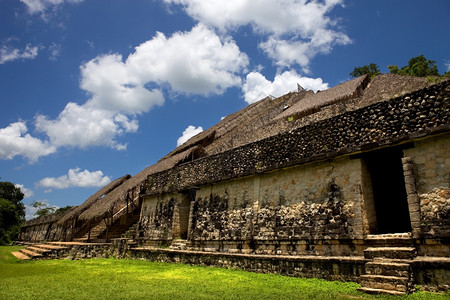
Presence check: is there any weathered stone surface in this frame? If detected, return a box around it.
[131,247,366,282]
[147,81,449,196]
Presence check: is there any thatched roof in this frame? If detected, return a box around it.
[22,206,78,227]
[56,174,131,225]
[232,74,441,149]
[165,90,307,159]
[77,146,205,222]
[276,75,369,121]
[358,74,431,107]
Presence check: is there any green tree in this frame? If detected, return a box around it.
[55,205,74,214]
[0,182,25,245]
[389,54,440,77]
[31,201,57,218]
[388,65,400,74]
[350,63,380,78]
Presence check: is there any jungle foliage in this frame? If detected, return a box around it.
[0,182,25,245]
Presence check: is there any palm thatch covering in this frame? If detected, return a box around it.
[56,174,131,226]
[77,146,207,222]
[22,206,78,228]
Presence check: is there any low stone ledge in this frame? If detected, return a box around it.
[411,257,450,292]
[133,247,365,262]
[41,242,114,260]
[130,247,367,282]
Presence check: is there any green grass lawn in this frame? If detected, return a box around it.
[0,246,448,300]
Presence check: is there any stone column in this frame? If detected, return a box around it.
[172,201,180,239]
[402,157,421,238]
[187,200,195,240]
[352,184,364,239]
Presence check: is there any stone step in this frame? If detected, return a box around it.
[365,233,415,247]
[90,238,107,243]
[360,275,410,293]
[36,244,69,250]
[11,251,31,260]
[170,240,188,250]
[73,238,89,242]
[364,247,417,260]
[357,287,406,296]
[80,225,107,238]
[19,248,43,259]
[365,261,411,277]
[27,246,52,254]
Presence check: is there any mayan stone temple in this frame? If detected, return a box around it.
[16,74,450,295]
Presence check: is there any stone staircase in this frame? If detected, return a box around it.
[121,223,138,240]
[97,213,140,241]
[73,221,108,242]
[358,233,417,295]
[11,241,115,260]
[11,243,69,260]
[170,239,188,250]
[73,212,140,243]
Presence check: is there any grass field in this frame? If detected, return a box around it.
[0,246,448,300]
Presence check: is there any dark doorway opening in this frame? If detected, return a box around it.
[364,148,411,234]
[179,191,194,240]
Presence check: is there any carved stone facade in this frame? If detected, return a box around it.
[136,78,449,293]
[139,80,449,256]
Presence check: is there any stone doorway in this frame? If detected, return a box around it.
[364,148,412,234]
[178,193,192,240]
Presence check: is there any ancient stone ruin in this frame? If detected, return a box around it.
[16,74,450,295]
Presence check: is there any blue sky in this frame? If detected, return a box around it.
[0,0,449,219]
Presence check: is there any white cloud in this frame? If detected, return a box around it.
[20,0,84,15]
[164,0,350,71]
[32,24,247,154]
[1,24,248,162]
[48,43,61,60]
[15,184,35,198]
[35,102,139,150]
[260,30,350,72]
[25,204,38,220]
[164,0,341,35]
[0,122,56,162]
[242,70,328,104]
[124,23,248,95]
[445,60,450,72]
[37,168,112,190]
[0,44,39,64]
[79,54,165,114]
[177,125,203,146]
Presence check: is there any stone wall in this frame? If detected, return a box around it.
[140,157,370,256]
[140,80,449,256]
[37,242,114,260]
[138,193,177,246]
[404,134,450,255]
[19,220,67,242]
[186,157,365,256]
[147,80,449,197]
[130,248,366,282]
[127,247,448,292]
